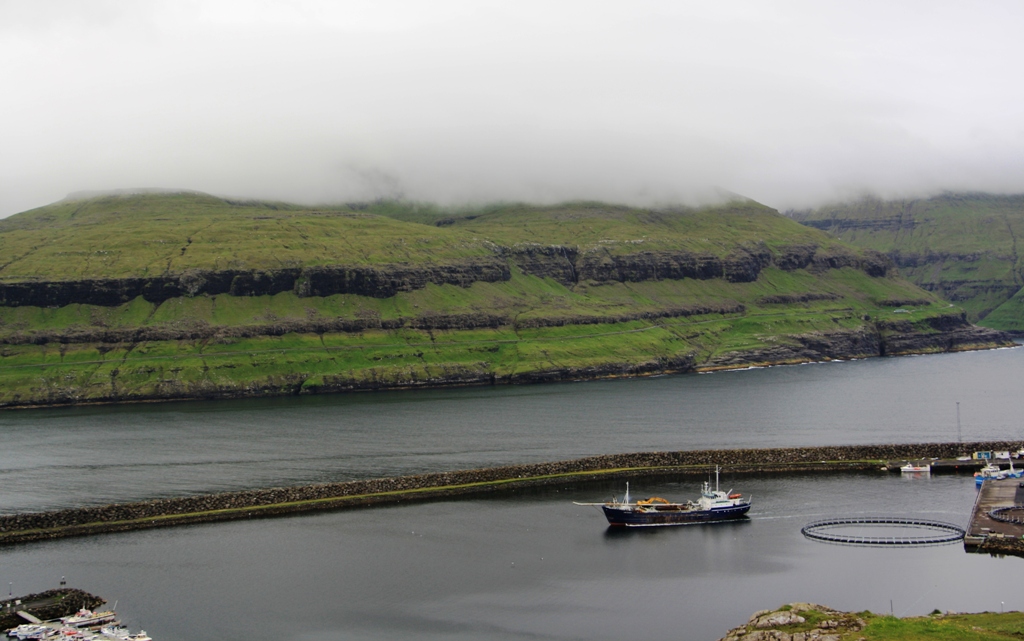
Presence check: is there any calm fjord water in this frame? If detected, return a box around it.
[1,346,1022,513]
[2,347,1024,640]
[2,474,1019,641]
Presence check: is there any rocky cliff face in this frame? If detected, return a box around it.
[790,194,1024,325]
[0,258,512,307]
[1,303,746,346]
[0,242,890,308]
[505,243,889,287]
[705,312,1011,369]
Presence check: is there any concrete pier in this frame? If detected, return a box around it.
[964,478,1024,557]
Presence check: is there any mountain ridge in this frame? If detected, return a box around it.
[0,192,1009,408]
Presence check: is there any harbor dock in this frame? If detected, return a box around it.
[963,478,1024,557]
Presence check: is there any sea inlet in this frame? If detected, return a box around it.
[1,345,1023,639]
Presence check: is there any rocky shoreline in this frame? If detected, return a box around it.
[719,604,866,641]
[0,441,1017,546]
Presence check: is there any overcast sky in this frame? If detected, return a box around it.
[2,1,1024,217]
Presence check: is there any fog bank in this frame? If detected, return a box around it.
[3,1,1024,216]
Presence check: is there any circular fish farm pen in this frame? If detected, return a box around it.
[989,505,1024,525]
[801,517,966,546]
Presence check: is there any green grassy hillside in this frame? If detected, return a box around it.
[0,191,1006,408]
[0,193,842,280]
[790,193,1024,329]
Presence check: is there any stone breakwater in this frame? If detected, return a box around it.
[0,441,1016,546]
[0,589,104,632]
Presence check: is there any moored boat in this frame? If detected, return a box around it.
[60,609,117,628]
[7,624,56,640]
[900,462,931,474]
[975,461,1006,487]
[574,467,751,527]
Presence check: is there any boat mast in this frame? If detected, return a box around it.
[715,465,720,492]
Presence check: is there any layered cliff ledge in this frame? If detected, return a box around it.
[0,243,888,308]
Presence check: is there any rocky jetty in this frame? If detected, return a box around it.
[0,589,104,632]
[0,440,1017,546]
[719,604,866,641]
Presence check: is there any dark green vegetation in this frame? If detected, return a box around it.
[790,193,1024,330]
[722,603,1024,641]
[0,191,1008,408]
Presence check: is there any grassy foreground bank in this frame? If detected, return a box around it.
[720,603,1024,641]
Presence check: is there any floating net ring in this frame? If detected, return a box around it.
[801,517,965,546]
[989,505,1024,525]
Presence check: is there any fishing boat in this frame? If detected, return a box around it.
[975,461,1004,487]
[1000,458,1023,480]
[97,624,151,641]
[98,629,151,641]
[98,626,130,640]
[60,609,117,628]
[900,462,931,474]
[574,467,751,527]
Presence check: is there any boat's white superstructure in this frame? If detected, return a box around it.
[60,609,117,628]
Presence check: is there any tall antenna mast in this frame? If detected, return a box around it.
[956,401,962,450]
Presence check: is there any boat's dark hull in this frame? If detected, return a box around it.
[602,503,750,527]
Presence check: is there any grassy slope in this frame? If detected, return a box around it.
[0,192,973,407]
[0,194,846,280]
[860,612,1024,641]
[789,193,1024,328]
[0,193,492,279]
[729,605,1024,641]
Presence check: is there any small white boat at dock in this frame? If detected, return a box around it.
[900,462,931,474]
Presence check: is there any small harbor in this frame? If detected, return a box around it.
[2,589,151,641]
